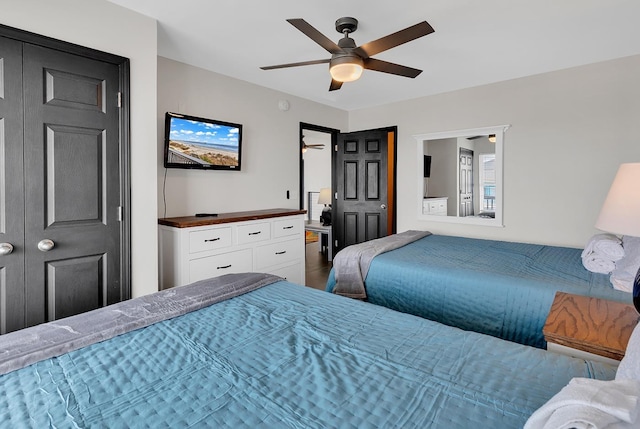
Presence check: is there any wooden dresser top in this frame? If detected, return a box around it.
[158,208,306,228]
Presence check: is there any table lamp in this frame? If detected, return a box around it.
[318,188,332,226]
[595,163,640,313]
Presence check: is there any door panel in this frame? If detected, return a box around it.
[343,212,358,247]
[459,148,474,217]
[47,254,106,320]
[44,68,106,112]
[344,160,358,199]
[334,128,396,253]
[0,36,25,333]
[45,125,105,225]
[365,213,381,242]
[366,161,380,199]
[23,44,121,327]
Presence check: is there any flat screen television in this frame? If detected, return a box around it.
[164,112,242,170]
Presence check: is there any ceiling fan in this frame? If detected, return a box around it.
[261,17,434,91]
[302,136,325,152]
[467,134,497,142]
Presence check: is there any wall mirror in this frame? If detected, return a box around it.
[414,125,510,227]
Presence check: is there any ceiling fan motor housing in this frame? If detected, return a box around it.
[329,32,363,82]
[335,17,358,34]
[331,36,362,65]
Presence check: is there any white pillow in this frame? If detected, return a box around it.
[617,322,640,381]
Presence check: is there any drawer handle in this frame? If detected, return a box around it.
[217,264,232,269]
[248,231,262,236]
[282,226,294,229]
[275,251,287,255]
[204,238,220,242]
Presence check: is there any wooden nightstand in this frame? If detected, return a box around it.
[543,292,639,366]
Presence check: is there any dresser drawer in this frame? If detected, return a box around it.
[268,263,303,284]
[428,201,445,212]
[189,227,232,254]
[255,239,299,269]
[237,222,271,244]
[188,249,252,283]
[423,198,447,215]
[273,217,302,238]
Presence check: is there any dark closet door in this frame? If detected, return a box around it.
[22,44,123,325]
[0,36,25,333]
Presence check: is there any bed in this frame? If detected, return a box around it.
[0,273,621,428]
[326,234,630,349]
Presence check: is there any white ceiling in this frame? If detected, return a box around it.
[107,0,640,111]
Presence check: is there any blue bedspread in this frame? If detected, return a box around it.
[326,234,630,348]
[0,279,616,428]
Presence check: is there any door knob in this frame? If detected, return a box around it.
[0,243,14,255]
[381,204,387,210]
[37,239,55,252]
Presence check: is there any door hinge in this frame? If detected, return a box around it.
[334,144,338,151]
[334,240,338,247]
[334,192,337,199]
[117,92,122,108]
[117,206,123,222]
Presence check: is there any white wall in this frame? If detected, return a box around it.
[157,57,347,217]
[1,0,159,297]
[349,55,640,247]
[425,138,457,209]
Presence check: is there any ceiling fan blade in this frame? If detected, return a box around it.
[354,21,434,58]
[261,58,330,70]
[329,79,343,91]
[287,18,343,55]
[306,144,325,148]
[364,58,422,78]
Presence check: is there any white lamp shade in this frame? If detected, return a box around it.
[318,188,332,205]
[595,163,640,237]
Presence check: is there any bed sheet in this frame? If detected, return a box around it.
[326,234,629,348]
[0,279,616,428]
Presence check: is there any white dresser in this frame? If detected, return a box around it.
[422,197,448,216]
[158,209,306,290]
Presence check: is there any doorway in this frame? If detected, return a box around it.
[299,123,336,290]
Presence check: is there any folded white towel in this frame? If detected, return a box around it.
[524,378,640,429]
[582,234,625,262]
[582,253,617,274]
[610,236,640,292]
[617,323,640,382]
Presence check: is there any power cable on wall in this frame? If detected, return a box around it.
[163,167,168,218]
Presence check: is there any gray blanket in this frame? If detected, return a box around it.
[0,272,281,375]
[332,230,431,299]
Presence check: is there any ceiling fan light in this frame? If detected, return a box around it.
[329,56,364,82]
[488,134,496,143]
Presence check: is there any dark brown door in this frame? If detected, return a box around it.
[333,127,396,254]
[0,36,26,333]
[0,31,128,333]
[459,148,474,217]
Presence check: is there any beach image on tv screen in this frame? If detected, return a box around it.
[167,117,240,167]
